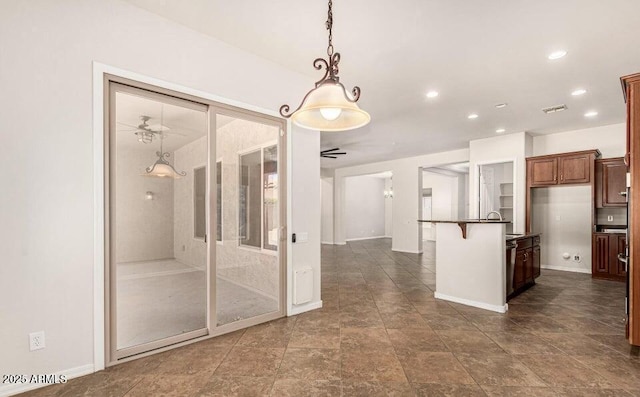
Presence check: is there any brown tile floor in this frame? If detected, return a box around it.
[20,238,640,396]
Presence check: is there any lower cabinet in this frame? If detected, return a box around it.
[509,235,541,298]
[593,232,626,281]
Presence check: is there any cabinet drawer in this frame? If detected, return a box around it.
[515,237,532,249]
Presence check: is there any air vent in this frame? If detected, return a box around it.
[542,104,568,114]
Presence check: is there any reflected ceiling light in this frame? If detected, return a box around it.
[548,50,567,60]
[496,128,506,133]
[495,103,508,109]
[584,111,598,118]
[571,89,587,96]
[280,0,370,132]
[468,113,479,119]
[143,106,186,178]
[426,91,439,98]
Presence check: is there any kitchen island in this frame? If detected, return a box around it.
[419,219,511,313]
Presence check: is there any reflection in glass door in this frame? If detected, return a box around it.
[216,114,281,326]
[110,83,209,359]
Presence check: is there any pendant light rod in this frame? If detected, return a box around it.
[279,0,370,131]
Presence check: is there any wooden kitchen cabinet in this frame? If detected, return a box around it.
[593,232,626,281]
[532,245,541,278]
[596,158,627,207]
[528,158,557,186]
[558,153,592,184]
[508,235,541,299]
[526,150,600,188]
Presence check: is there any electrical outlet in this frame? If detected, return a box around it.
[573,254,582,263]
[29,331,45,351]
[607,215,614,222]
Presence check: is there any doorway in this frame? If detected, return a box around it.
[478,161,515,234]
[105,77,287,364]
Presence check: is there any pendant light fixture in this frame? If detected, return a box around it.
[143,105,186,178]
[280,0,370,132]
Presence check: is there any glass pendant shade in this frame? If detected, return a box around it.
[143,153,186,179]
[290,82,370,132]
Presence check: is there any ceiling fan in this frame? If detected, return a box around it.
[320,147,347,159]
[117,115,183,144]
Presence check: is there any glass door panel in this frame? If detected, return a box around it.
[215,114,280,326]
[111,85,208,355]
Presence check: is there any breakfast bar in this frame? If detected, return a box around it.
[419,219,510,313]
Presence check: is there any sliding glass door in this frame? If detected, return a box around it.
[106,78,287,364]
[215,113,283,326]
[109,83,209,359]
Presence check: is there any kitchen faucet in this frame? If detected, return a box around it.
[486,210,503,221]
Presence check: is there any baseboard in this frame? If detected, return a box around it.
[288,300,323,316]
[391,248,423,254]
[434,292,508,314]
[541,264,591,274]
[345,236,387,242]
[321,241,335,245]
[383,236,392,238]
[0,363,94,397]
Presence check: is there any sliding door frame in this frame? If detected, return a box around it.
[102,73,287,367]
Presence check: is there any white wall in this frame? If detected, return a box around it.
[321,177,334,244]
[0,0,317,392]
[289,127,322,314]
[174,136,207,269]
[423,171,458,221]
[384,177,393,237]
[116,145,175,263]
[333,148,470,253]
[470,132,529,234]
[344,176,386,240]
[531,186,593,273]
[533,123,626,158]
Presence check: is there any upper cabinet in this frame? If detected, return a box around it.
[528,158,557,186]
[596,157,627,208]
[527,150,600,188]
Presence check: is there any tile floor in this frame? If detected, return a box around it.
[20,238,640,396]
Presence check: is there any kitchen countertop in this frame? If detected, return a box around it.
[418,219,510,224]
[505,233,540,241]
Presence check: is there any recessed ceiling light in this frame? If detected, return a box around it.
[468,113,479,119]
[495,103,508,109]
[496,128,506,133]
[571,89,587,96]
[548,50,567,60]
[426,91,439,98]
[584,111,598,117]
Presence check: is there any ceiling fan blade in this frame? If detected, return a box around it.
[321,155,338,159]
[320,147,341,153]
[162,130,187,137]
[328,152,346,155]
[117,121,140,129]
[147,124,171,132]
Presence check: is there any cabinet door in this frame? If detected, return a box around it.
[558,154,591,184]
[610,234,627,278]
[514,249,526,289]
[528,158,557,186]
[602,159,628,207]
[592,234,610,276]
[532,245,541,278]
[524,248,533,282]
